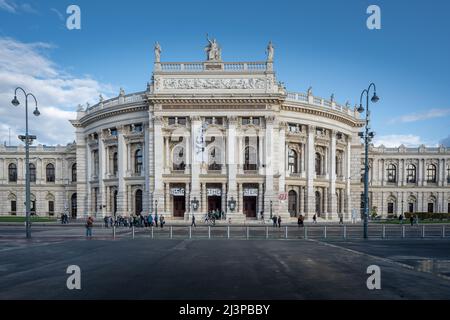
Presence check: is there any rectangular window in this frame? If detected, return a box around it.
[168,117,176,125]
[408,203,414,213]
[242,117,250,125]
[427,203,434,213]
[11,201,17,214]
[49,201,55,216]
[387,203,394,214]
[177,117,186,125]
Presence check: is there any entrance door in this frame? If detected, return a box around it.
[173,196,186,217]
[208,196,221,212]
[71,193,77,218]
[243,197,257,218]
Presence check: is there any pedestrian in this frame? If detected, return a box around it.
[85,216,94,238]
[191,214,196,227]
[154,214,159,227]
[410,215,414,226]
[148,214,153,227]
[104,216,109,228]
[277,215,281,228]
[339,214,343,225]
[160,215,165,229]
[260,211,264,221]
[298,214,304,227]
[313,214,317,224]
[399,213,403,225]
[272,215,277,227]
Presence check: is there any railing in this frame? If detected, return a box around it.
[86,92,146,113]
[3,224,449,241]
[159,61,267,72]
[286,91,355,117]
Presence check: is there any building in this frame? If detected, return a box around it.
[1,40,449,220]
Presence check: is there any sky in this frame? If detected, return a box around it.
[0,0,449,147]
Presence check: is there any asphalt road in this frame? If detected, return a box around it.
[1,237,450,299]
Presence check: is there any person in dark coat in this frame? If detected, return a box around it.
[277,216,281,228]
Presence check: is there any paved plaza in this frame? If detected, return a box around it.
[1,224,450,299]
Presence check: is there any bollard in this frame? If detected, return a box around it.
[422,225,425,238]
[382,225,386,239]
[170,226,173,239]
[113,225,116,239]
[443,225,446,239]
[151,226,154,239]
[285,226,288,239]
[304,225,308,239]
[266,226,269,239]
[189,226,192,239]
[343,225,347,240]
[132,225,135,239]
[227,225,230,239]
[402,225,405,238]
[209,226,211,239]
[324,226,327,239]
[246,226,249,239]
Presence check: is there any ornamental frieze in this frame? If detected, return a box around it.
[160,78,267,90]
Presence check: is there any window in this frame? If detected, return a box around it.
[135,149,143,174]
[46,163,55,182]
[110,128,118,136]
[288,149,298,173]
[93,150,99,177]
[242,117,260,126]
[426,164,437,183]
[244,146,257,170]
[447,165,450,183]
[388,203,394,214]
[48,201,55,216]
[72,163,77,182]
[406,164,416,183]
[29,163,36,183]
[315,153,322,175]
[8,163,17,182]
[173,146,186,171]
[177,117,186,125]
[408,203,414,213]
[288,123,300,133]
[168,117,176,125]
[113,152,118,175]
[387,164,397,183]
[336,155,342,177]
[132,123,143,132]
[11,201,16,214]
[428,203,434,213]
[208,147,222,171]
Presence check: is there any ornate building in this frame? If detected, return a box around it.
[1,40,449,220]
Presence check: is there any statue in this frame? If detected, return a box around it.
[119,88,125,96]
[205,34,221,61]
[266,41,274,61]
[99,94,104,102]
[154,42,161,63]
[307,86,313,96]
[330,93,335,102]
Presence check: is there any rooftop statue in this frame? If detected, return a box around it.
[266,41,274,61]
[154,42,162,63]
[205,34,221,61]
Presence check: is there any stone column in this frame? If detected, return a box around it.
[278,123,288,218]
[226,116,238,218]
[144,125,150,213]
[345,136,352,218]
[153,116,165,213]
[264,115,276,217]
[299,186,304,214]
[75,128,87,218]
[117,126,127,215]
[306,125,315,218]
[329,130,337,219]
[190,116,202,216]
[201,183,207,214]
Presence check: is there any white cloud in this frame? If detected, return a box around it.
[50,8,64,21]
[0,0,37,14]
[0,37,114,146]
[389,108,450,124]
[0,0,15,12]
[373,134,424,148]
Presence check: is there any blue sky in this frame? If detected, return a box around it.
[0,0,449,146]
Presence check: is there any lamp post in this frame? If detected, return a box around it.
[270,200,273,219]
[11,87,40,239]
[357,83,379,239]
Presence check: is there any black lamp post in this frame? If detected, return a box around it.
[357,83,379,239]
[12,87,40,239]
[154,199,158,220]
[270,200,273,219]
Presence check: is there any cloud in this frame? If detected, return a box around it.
[50,8,64,21]
[0,37,115,146]
[0,0,37,14]
[373,134,424,148]
[389,108,450,124]
[440,135,450,147]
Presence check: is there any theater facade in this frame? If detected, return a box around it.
[1,40,449,221]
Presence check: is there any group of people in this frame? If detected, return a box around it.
[60,213,70,224]
[398,214,420,226]
[102,213,166,229]
[271,215,282,227]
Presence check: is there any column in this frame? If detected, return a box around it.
[299,186,304,214]
[226,116,238,217]
[117,126,127,215]
[201,183,207,214]
[153,116,165,213]
[278,123,288,217]
[144,125,150,213]
[306,125,315,218]
[345,136,351,218]
[329,130,337,219]
[264,116,275,218]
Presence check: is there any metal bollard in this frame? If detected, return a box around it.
[170,226,173,239]
[382,225,386,239]
[443,225,446,239]
[304,226,308,239]
[422,225,425,238]
[266,226,269,239]
[402,225,405,238]
[189,226,192,239]
[113,225,116,239]
[132,225,135,239]
[246,226,249,239]
[324,226,327,239]
[208,226,211,239]
[151,226,154,239]
[227,225,230,239]
[285,226,288,239]
[343,225,347,240]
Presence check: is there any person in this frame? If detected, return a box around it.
[298,214,304,227]
[272,215,277,227]
[414,214,419,226]
[85,216,94,238]
[109,216,113,227]
[339,214,344,225]
[104,216,109,228]
[399,214,404,225]
[160,215,165,229]
[260,211,264,221]
[277,215,282,228]
[154,214,159,228]
[313,214,317,224]
[410,215,414,226]
[191,214,196,227]
[148,214,153,227]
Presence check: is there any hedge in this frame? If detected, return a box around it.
[403,212,450,220]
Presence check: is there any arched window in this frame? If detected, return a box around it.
[315,153,322,175]
[173,145,186,171]
[427,197,436,213]
[208,147,222,171]
[72,163,77,182]
[447,164,450,183]
[8,193,17,215]
[29,163,36,183]
[406,164,416,183]
[113,152,118,175]
[46,163,55,182]
[288,190,298,217]
[135,149,143,174]
[387,197,396,214]
[387,164,397,183]
[288,149,298,174]
[8,163,17,182]
[244,146,257,170]
[426,164,437,183]
[335,155,342,177]
[93,150,99,177]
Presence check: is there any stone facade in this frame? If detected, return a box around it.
[1,43,449,220]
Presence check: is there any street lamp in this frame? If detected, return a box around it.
[270,200,273,219]
[154,199,158,221]
[358,83,379,239]
[12,87,40,239]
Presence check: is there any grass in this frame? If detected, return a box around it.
[373,219,450,224]
[0,216,57,223]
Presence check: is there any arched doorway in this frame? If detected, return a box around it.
[71,193,77,218]
[135,189,143,215]
[315,191,321,217]
[288,190,297,217]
